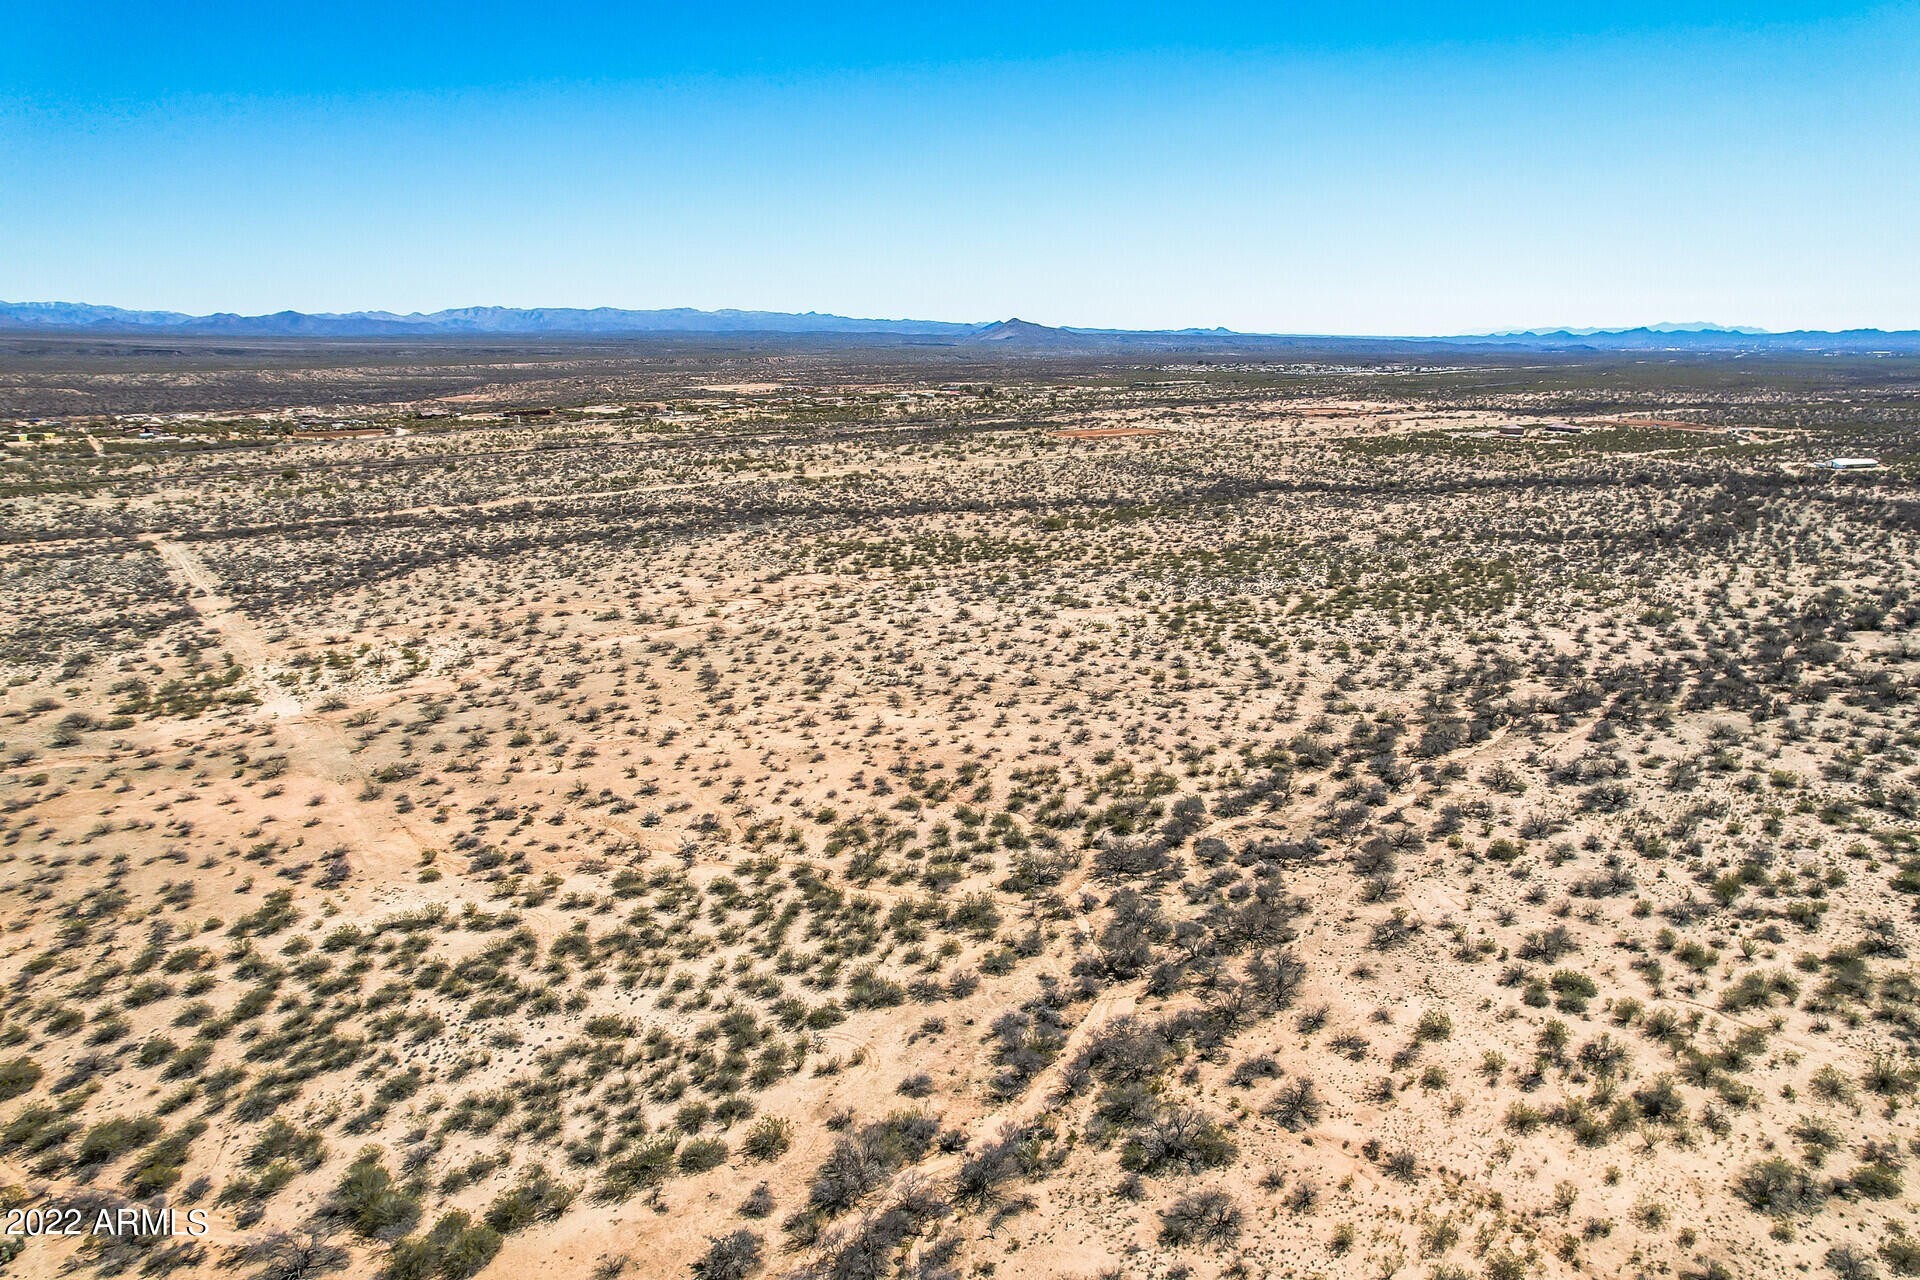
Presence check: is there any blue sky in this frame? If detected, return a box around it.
[4,3,1916,334]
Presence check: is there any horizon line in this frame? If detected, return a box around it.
[8,299,1920,341]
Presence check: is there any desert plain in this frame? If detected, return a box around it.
[2,335,1919,1280]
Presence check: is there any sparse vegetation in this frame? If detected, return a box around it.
[3,342,1916,1279]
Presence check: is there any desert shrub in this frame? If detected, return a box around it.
[0,1105,77,1157]
[809,1112,939,1215]
[1881,1231,1920,1275]
[1485,1251,1530,1280]
[1550,970,1599,1012]
[333,1148,420,1239]
[1721,970,1797,1013]
[679,1138,730,1174]
[1120,1107,1235,1176]
[1077,1016,1173,1087]
[1826,1246,1878,1280]
[1193,837,1232,865]
[1519,925,1576,962]
[1632,1075,1686,1124]
[76,1114,164,1166]
[1810,1065,1857,1105]
[1228,1055,1281,1087]
[383,1236,440,1280]
[1092,836,1172,881]
[949,893,1001,937]
[986,1002,1070,1098]
[808,1185,944,1280]
[598,1137,677,1200]
[136,1037,177,1068]
[1733,1157,1826,1216]
[691,1230,763,1280]
[810,1139,891,1214]
[1578,1034,1628,1078]
[742,1116,792,1162]
[1864,1055,1917,1098]
[249,1118,327,1171]
[1849,1160,1903,1199]
[740,1183,775,1218]
[955,1129,1033,1207]
[1267,1079,1322,1131]
[0,1056,41,1102]
[129,1121,205,1195]
[386,1211,501,1280]
[844,968,906,1010]
[234,1228,348,1280]
[1378,1147,1418,1180]
[483,1165,573,1233]
[1158,1188,1242,1246]
[1244,949,1307,1009]
[1368,909,1418,949]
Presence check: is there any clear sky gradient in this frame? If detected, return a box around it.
[4,3,1916,334]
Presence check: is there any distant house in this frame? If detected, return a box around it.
[1817,457,1879,470]
[503,407,556,421]
[1542,422,1584,435]
[1497,424,1527,438]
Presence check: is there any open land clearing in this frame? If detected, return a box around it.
[3,338,1920,1280]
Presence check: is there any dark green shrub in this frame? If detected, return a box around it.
[0,1056,41,1102]
[1732,1157,1825,1216]
[741,1116,792,1162]
[678,1138,729,1174]
[597,1137,677,1200]
[483,1165,573,1233]
[333,1148,420,1239]
[76,1114,164,1166]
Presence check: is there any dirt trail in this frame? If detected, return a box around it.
[145,536,278,676]
[142,534,425,874]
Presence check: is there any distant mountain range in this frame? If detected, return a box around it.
[3,301,1917,353]
[1490,322,1771,337]
[0,301,982,338]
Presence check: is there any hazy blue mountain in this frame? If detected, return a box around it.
[1489,322,1772,337]
[1432,325,1920,352]
[1,301,202,328]
[0,301,980,338]
[3,301,1916,352]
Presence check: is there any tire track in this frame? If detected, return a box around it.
[142,533,425,874]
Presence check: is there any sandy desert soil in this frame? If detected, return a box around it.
[3,343,1920,1280]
